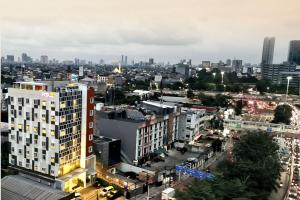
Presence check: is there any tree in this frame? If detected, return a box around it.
[231,132,281,199]
[187,90,194,99]
[175,174,254,200]
[234,100,243,116]
[176,131,281,200]
[272,104,293,124]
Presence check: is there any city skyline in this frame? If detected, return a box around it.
[1,0,300,64]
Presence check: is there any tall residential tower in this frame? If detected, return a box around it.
[288,40,300,65]
[261,37,275,65]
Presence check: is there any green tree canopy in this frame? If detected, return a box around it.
[272,104,293,125]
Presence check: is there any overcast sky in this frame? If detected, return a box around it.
[1,0,300,64]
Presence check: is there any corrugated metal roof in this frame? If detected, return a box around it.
[1,175,70,200]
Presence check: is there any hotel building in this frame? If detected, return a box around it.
[7,82,96,192]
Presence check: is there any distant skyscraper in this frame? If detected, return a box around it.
[40,55,48,64]
[226,59,231,66]
[125,56,127,65]
[74,58,80,66]
[6,55,14,63]
[202,61,210,68]
[149,58,154,65]
[261,37,275,65]
[232,59,243,72]
[121,55,124,65]
[21,53,32,63]
[288,40,300,65]
[99,59,104,65]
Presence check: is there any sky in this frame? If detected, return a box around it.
[1,0,300,64]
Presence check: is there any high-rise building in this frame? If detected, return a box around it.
[6,55,14,63]
[40,55,48,64]
[8,82,96,192]
[288,40,300,65]
[121,55,124,65]
[202,61,210,68]
[232,59,243,72]
[74,58,80,66]
[226,59,231,66]
[261,37,275,65]
[21,53,32,63]
[149,58,154,65]
[124,56,127,65]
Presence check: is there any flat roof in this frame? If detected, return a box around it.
[1,175,70,200]
[142,101,176,108]
[14,82,47,86]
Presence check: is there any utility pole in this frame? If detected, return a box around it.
[146,173,150,200]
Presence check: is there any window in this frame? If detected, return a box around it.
[11,147,14,152]
[19,136,22,141]
[42,101,47,106]
[26,98,29,104]
[42,168,46,172]
[60,116,66,123]
[90,97,94,104]
[18,110,22,116]
[42,114,46,121]
[60,129,66,137]
[19,161,22,167]
[60,143,65,150]
[89,110,94,116]
[11,135,15,140]
[34,127,38,134]
[18,98,22,104]
[42,128,46,136]
[89,134,93,141]
[88,146,93,153]
[51,157,55,164]
[60,101,66,109]
[138,140,141,146]
[10,97,14,102]
[34,139,38,144]
[42,141,46,147]
[34,113,38,118]
[34,152,38,158]
[26,163,30,168]
[73,100,78,107]
[26,112,30,120]
[10,109,14,115]
[10,123,15,130]
[51,130,55,136]
[51,143,55,149]
[89,122,93,128]
[73,126,77,133]
[18,149,22,154]
[18,124,23,131]
[34,99,39,105]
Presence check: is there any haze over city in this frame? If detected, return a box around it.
[1,0,300,64]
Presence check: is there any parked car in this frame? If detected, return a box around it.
[107,190,118,199]
[99,186,114,197]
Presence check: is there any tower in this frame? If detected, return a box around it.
[261,37,275,65]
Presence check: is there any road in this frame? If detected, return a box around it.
[268,172,289,200]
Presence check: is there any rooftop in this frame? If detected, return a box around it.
[1,175,71,200]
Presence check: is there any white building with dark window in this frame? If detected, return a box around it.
[180,108,213,142]
[8,82,96,192]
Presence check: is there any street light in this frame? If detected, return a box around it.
[286,76,292,102]
[212,72,216,79]
[221,71,224,84]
